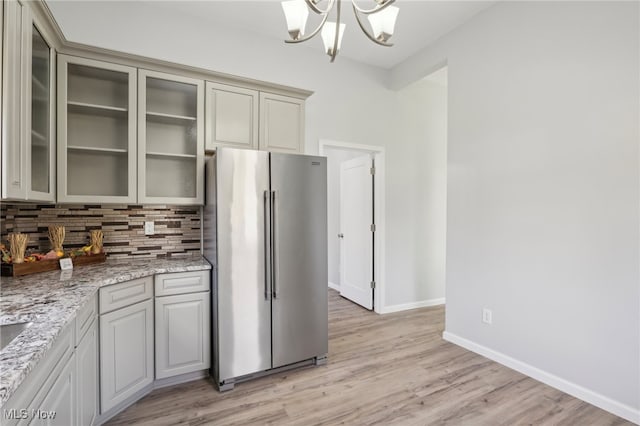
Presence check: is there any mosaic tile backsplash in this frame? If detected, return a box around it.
[0,204,202,259]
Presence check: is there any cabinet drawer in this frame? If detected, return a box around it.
[75,293,97,345]
[155,271,210,296]
[99,277,153,314]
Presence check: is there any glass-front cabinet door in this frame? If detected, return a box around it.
[138,70,204,204]
[29,23,55,200]
[1,1,56,201]
[57,55,137,203]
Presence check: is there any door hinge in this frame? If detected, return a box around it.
[370,281,376,289]
[370,224,376,232]
[370,166,376,175]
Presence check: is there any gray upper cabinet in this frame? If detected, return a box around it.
[138,69,204,205]
[57,55,137,204]
[3,1,309,205]
[2,0,56,202]
[205,82,258,151]
[205,84,306,154]
[259,92,305,154]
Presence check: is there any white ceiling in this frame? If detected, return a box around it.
[48,0,496,70]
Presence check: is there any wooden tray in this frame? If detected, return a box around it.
[1,252,106,277]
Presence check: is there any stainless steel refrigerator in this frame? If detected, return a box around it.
[204,147,328,391]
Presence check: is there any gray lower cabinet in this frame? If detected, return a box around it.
[99,298,154,413]
[30,355,75,426]
[75,320,98,426]
[155,292,210,379]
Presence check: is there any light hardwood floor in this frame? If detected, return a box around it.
[107,290,631,425]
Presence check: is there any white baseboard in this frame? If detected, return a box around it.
[328,281,340,291]
[442,331,640,425]
[379,297,445,314]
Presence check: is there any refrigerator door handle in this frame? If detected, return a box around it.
[271,190,278,299]
[264,190,271,300]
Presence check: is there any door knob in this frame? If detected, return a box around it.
[338,233,344,238]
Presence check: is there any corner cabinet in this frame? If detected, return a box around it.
[138,70,204,204]
[2,0,56,202]
[259,92,305,153]
[57,55,137,203]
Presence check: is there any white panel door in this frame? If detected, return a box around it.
[339,155,374,310]
[100,299,154,413]
[155,292,210,379]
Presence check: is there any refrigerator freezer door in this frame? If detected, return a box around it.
[270,153,328,368]
[215,148,272,381]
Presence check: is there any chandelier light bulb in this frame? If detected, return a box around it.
[321,21,346,56]
[281,0,309,40]
[367,5,399,42]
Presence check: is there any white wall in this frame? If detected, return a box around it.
[324,147,369,287]
[387,76,448,307]
[393,1,640,421]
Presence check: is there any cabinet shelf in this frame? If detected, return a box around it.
[146,111,196,122]
[146,151,196,159]
[68,101,128,114]
[68,145,128,154]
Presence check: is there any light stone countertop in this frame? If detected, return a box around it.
[0,256,212,407]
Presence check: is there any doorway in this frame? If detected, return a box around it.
[319,140,386,313]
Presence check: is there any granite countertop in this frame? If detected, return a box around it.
[0,256,212,407]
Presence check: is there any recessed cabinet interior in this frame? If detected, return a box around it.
[138,70,204,204]
[205,82,259,151]
[57,55,137,203]
[1,0,56,202]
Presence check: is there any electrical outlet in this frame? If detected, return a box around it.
[482,308,492,325]
[144,221,155,236]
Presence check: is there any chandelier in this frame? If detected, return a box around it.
[281,0,399,62]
